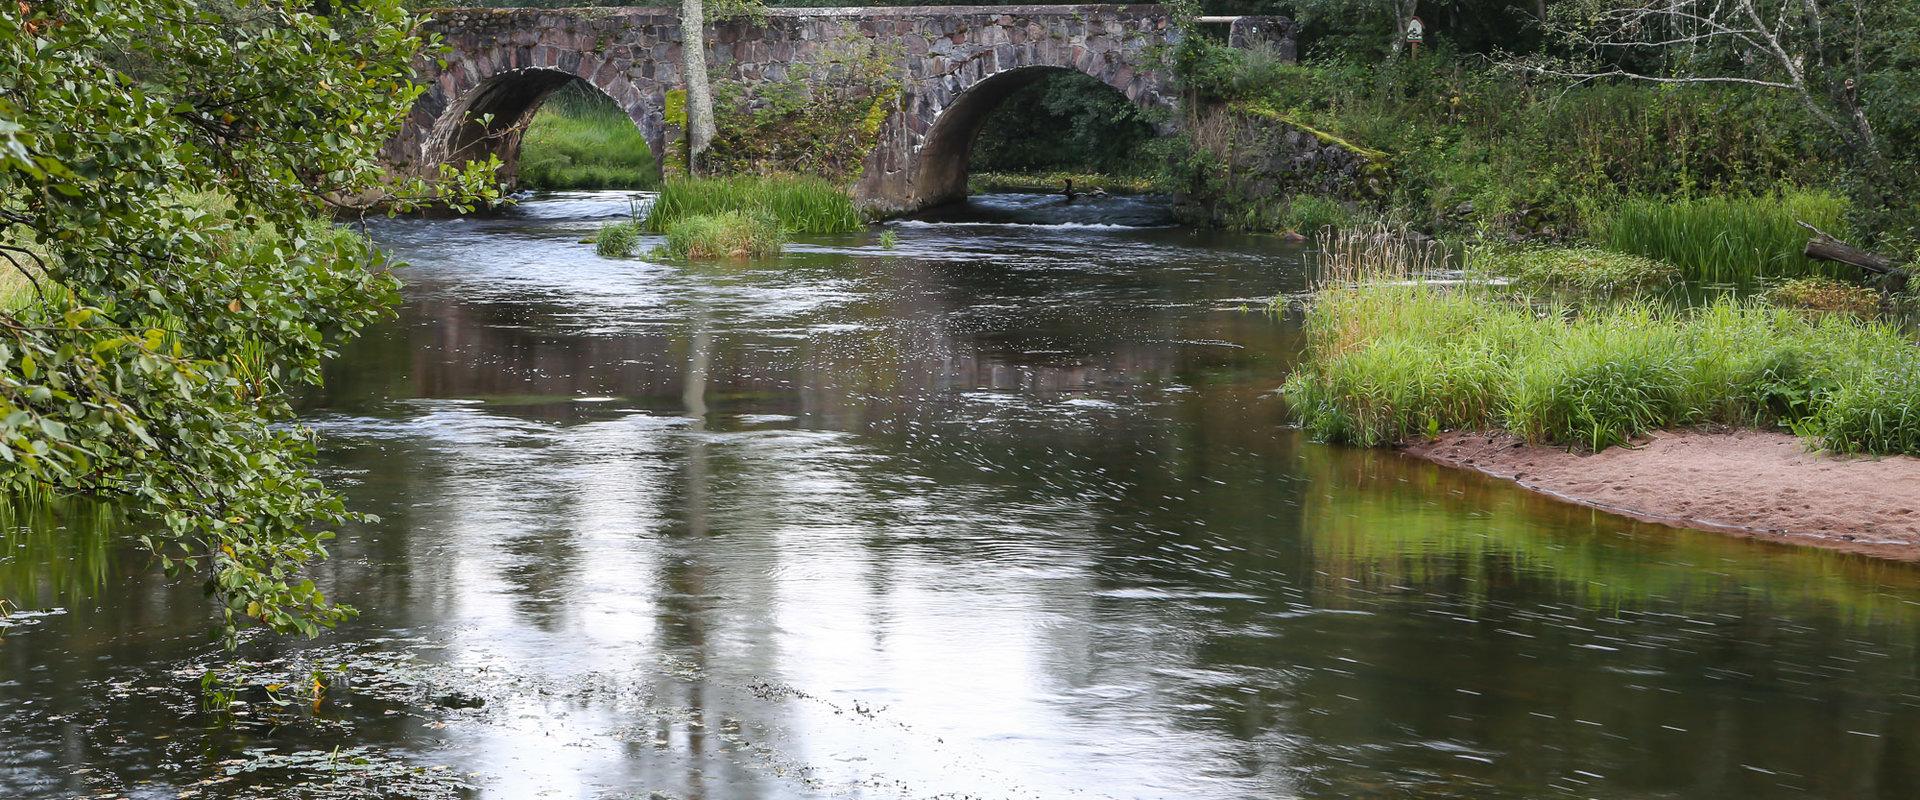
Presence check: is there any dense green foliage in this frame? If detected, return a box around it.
[1284,284,1920,453]
[0,0,495,641]
[1588,191,1852,288]
[1172,0,1918,251]
[969,71,1158,177]
[660,211,785,260]
[519,84,660,190]
[1187,49,1839,233]
[646,176,862,234]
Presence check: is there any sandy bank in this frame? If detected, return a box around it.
[1402,429,1920,559]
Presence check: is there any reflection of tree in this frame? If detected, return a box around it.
[1272,440,1920,797]
[0,497,119,611]
[1293,441,1920,620]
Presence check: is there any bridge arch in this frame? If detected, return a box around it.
[388,34,670,186]
[431,69,662,185]
[902,65,1165,209]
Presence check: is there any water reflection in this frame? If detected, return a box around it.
[2,192,1918,799]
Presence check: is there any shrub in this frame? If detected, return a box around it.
[646,175,861,235]
[1766,277,1882,316]
[594,221,642,258]
[1480,247,1679,296]
[660,211,784,260]
[1587,190,1852,287]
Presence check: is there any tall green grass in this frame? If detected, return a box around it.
[660,211,785,260]
[519,85,660,191]
[1587,190,1851,288]
[1283,284,1920,454]
[594,221,643,258]
[645,175,862,235]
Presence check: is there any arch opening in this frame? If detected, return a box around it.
[432,69,661,190]
[912,66,1159,208]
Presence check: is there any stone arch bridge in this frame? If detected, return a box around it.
[385,5,1292,214]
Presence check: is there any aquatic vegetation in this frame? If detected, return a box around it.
[660,210,784,260]
[1587,190,1852,287]
[594,220,643,258]
[216,747,473,799]
[1766,276,1882,316]
[879,229,898,250]
[518,84,660,190]
[1284,283,1920,453]
[1480,246,1679,297]
[646,175,862,235]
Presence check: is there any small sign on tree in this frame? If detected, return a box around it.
[1404,15,1426,57]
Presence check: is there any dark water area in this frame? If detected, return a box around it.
[4,191,1920,798]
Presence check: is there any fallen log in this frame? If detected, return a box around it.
[1798,221,1909,292]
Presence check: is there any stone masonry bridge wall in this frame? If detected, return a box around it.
[386,5,1296,214]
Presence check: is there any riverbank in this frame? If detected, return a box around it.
[1405,429,1920,559]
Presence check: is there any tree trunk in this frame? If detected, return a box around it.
[1801,225,1909,292]
[680,0,715,176]
[1389,0,1418,55]
[1804,233,1898,275]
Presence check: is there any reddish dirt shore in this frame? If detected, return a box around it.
[1402,429,1920,559]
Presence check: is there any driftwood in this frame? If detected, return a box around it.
[1798,221,1909,291]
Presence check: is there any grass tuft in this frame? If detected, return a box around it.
[646,175,861,235]
[1312,223,1451,288]
[660,211,784,260]
[594,221,642,258]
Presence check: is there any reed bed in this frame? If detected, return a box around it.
[645,175,862,235]
[1311,223,1451,289]
[1284,234,1920,455]
[1587,190,1851,288]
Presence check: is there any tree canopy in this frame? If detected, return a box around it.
[0,0,496,641]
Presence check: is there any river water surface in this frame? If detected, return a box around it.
[4,192,1920,798]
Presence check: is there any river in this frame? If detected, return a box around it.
[3,192,1919,798]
